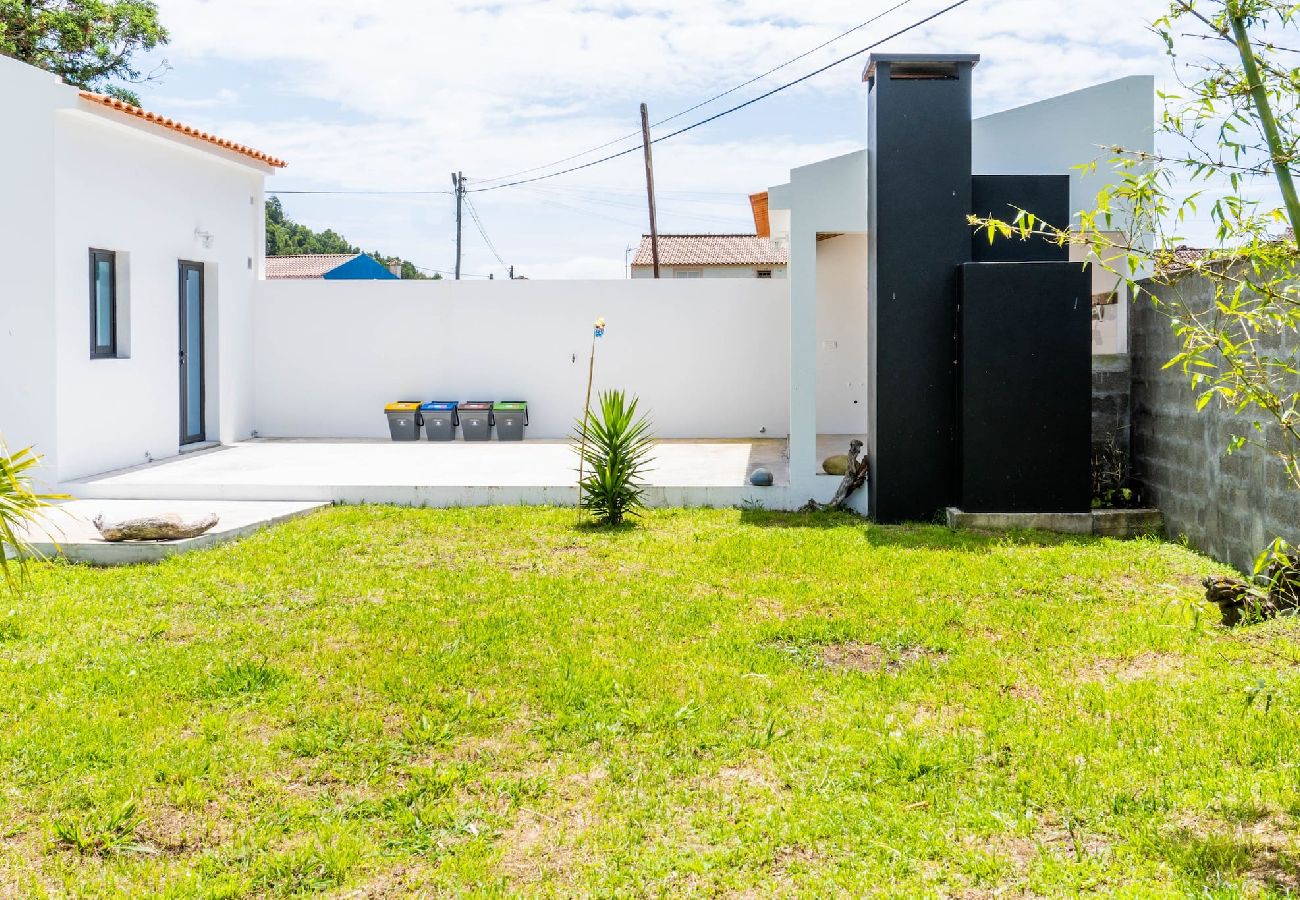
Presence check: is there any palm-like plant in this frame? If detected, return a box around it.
[574,390,654,526]
[0,441,63,596]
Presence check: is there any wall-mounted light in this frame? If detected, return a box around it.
[195,227,215,249]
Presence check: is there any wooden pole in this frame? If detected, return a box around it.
[640,103,661,279]
[452,171,464,280]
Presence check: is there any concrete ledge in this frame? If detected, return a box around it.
[1092,507,1164,538]
[945,508,1093,534]
[15,500,329,566]
[946,507,1165,538]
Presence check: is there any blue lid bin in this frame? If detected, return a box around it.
[458,401,494,441]
[493,401,528,441]
[419,401,459,442]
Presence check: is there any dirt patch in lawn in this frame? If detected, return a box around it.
[1071,651,1184,684]
[139,802,231,855]
[1166,810,1300,892]
[819,642,946,674]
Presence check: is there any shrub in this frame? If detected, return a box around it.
[574,390,654,526]
[0,441,64,596]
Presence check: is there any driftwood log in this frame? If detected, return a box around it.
[801,439,869,512]
[93,513,219,542]
[1204,554,1300,626]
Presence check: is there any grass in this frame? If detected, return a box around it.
[0,505,1298,896]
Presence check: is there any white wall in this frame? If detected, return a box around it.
[815,234,868,435]
[253,279,790,440]
[0,54,271,484]
[972,76,1156,221]
[49,109,267,481]
[0,58,62,473]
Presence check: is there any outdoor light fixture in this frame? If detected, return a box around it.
[194,227,215,249]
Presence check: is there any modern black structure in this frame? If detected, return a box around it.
[865,54,1092,522]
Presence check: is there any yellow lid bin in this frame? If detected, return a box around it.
[384,401,422,440]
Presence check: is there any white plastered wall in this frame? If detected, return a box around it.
[253,278,790,440]
[0,58,62,478]
[49,110,268,482]
[0,54,271,485]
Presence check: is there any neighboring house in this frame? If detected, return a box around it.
[265,254,401,280]
[0,53,285,483]
[630,234,787,279]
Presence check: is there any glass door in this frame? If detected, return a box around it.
[178,262,205,445]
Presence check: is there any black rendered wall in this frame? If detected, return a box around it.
[957,262,1092,513]
[970,175,1071,263]
[867,59,977,524]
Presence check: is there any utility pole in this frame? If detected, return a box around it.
[624,245,634,279]
[639,103,661,279]
[509,265,514,280]
[450,171,465,280]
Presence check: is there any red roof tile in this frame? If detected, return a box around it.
[78,91,287,168]
[631,234,787,267]
[264,254,359,279]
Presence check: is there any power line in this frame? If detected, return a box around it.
[268,189,452,195]
[467,0,977,194]
[469,0,921,187]
[464,196,508,268]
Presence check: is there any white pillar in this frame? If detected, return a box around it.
[788,219,818,480]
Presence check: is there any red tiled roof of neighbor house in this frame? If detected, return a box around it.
[749,192,771,238]
[77,90,288,168]
[631,234,787,267]
[264,254,360,279]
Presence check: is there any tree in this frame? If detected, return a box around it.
[0,0,168,105]
[972,0,1300,575]
[265,198,437,279]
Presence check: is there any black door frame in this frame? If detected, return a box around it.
[178,261,206,445]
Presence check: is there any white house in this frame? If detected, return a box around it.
[629,234,787,279]
[0,54,284,484]
[0,51,1155,516]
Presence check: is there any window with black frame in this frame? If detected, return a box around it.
[89,249,116,358]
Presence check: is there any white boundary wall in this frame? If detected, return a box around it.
[253,279,791,440]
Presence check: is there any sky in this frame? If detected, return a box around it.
[128,0,1210,279]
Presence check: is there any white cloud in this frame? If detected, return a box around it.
[148,0,1184,275]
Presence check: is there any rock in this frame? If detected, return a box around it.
[822,454,849,476]
[749,468,774,487]
[93,513,219,542]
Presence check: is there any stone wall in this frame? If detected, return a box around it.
[1130,273,1300,572]
[1092,353,1132,456]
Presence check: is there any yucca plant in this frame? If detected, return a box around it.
[0,441,64,596]
[574,390,654,526]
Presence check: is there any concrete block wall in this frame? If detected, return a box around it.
[1092,353,1132,456]
[1130,273,1300,572]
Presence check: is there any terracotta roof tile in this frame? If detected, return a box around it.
[631,234,787,267]
[264,254,359,279]
[78,91,287,168]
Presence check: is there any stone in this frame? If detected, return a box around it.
[749,468,774,487]
[822,454,849,476]
[93,513,219,542]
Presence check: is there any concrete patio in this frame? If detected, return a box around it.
[65,436,864,509]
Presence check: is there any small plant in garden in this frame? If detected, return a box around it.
[0,440,65,596]
[1091,434,1143,509]
[51,799,146,856]
[573,390,654,525]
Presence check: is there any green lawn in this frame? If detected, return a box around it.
[1,506,1298,897]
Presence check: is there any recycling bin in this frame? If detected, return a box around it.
[419,401,459,441]
[493,401,528,441]
[458,401,494,441]
[384,401,422,441]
